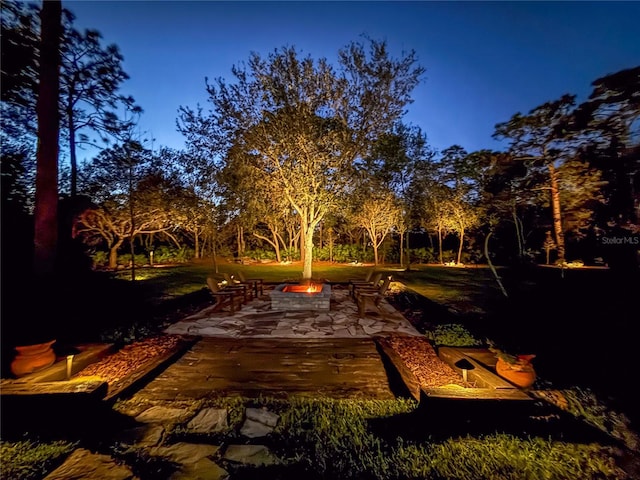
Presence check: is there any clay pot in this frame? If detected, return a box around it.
[495,355,536,388]
[11,340,56,377]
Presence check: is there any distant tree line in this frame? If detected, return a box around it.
[2,0,638,281]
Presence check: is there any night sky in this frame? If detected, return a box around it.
[65,0,640,159]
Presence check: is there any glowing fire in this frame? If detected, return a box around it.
[283,283,322,293]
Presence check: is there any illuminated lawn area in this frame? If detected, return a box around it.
[1,396,630,480]
[2,262,638,479]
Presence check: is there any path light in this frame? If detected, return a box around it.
[454,358,475,383]
[66,355,74,380]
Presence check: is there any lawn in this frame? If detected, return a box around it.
[2,260,639,479]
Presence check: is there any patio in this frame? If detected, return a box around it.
[164,283,421,339]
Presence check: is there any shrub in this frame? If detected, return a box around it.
[153,245,194,264]
[409,247,436,264]
[428,324,484,347]
[116,253,148,267]
[91,250,109,268]
[245,248,277,261]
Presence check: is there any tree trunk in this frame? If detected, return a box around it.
[68,95,78,198]
[406,229,411,271]
[272,230,282,263]
[399,231,404,267]
[512,206,523,258]
[548,163,565,263]
[194,226,200,259]
[109,242,122,269]
[300,215,306,267]
[329,229,334,262]
[457,226,465,265]
[302,226,314,279]
[33,0,62,277]
[372,240,379,265]
[485,232,508,297]
[438,226,443,264]
[236,225,244,258]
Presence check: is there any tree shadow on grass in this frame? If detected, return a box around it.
[368,395,617,447]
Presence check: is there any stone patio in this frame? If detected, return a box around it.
[164,284,421,338]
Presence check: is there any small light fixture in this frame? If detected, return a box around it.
[454,358,475,384]
[66,355,74,380]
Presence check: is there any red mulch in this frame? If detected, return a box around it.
[73,335,181,383]
[384,335,466,388]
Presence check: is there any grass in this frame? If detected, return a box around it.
[2,261,638,478]
[110,395,630,480]
[0,440,76,480]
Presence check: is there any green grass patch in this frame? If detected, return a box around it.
[130,395,629,480]
[0,440,76,480]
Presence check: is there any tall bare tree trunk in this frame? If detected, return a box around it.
[405,229,411,271]
[548,163,565,263]
[437,225,444,264]
[33,0,62,277]
[457,226,465,265]
[399,231,404,267]
[236,225,245,258]
[67,93,78,197]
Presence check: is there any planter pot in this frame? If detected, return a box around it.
[11,340,57,377]
[495,356,536,388]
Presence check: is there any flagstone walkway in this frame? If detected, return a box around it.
[164,284,421,338]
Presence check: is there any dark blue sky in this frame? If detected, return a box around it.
[65,1,640,159]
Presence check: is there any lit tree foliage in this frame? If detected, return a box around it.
[352,188,402,265]
[179,38,424,278]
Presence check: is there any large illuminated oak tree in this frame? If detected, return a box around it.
[179,39,423,279]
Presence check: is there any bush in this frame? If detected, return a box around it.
[153,245,194,264]
[245,248,277,261]
[116,253,148,267]
[91,251,109,268]
[428,324,484,347]
[409,247,436,264]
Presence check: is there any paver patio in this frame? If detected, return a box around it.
[131,284,421,401]
[164,284,421,338]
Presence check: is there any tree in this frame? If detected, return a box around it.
[76,142,174,269]
[572,67,639,248]
[494,95,577,263]
[33,0,62,277]
[364,123,434,268]
[60,21,138,197]
[352,189,401,265]
[179,39,424,279]
[572,66,640,147]
[419,184,452,264]
[1,0,39,138]
[447,192,481,265]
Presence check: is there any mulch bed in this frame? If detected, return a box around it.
[380,335,466,389]
[73,335,193,397]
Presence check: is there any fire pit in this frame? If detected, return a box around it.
[271,283,332,311]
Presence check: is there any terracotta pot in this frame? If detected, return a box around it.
[495,356,536,388]
[11,340,56,377]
